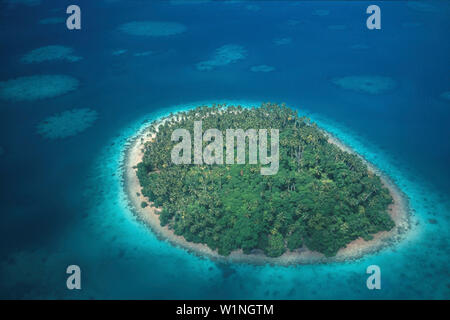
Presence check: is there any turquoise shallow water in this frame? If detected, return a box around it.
[0,1,449,299]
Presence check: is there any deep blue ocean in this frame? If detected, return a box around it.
[0,0,449,299]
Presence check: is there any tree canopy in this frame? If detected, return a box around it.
[136,103,394,257]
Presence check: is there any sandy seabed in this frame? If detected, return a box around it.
[123,115,411,265]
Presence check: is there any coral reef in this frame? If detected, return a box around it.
[133,51,153,57]
[440,91,450,101]
[313,9,330,16]
[286,19,301,26]
[0,75,79,102]
[246,4,260,11]
[36,108,98,139]
[196,44,247,71]
[332,76,396,94]
[273,37,292,45]
[21,45,82,64]
[112,49,128,56]
[118,21,186,37]
[250,65,275,73]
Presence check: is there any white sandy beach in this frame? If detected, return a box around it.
[124,117,410,265]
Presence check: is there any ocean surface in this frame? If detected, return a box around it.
[0,0,449,299]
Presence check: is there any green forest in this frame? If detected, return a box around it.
[136,103,394,257]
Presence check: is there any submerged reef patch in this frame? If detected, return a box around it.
[133,51,153,57]
[118,21,187,37]
[196,44,247,71]
[246,4,260,11]
[250,65,275,73]
[36,108,98,139]
[273,37,292,45]
[332,76,396,94]
[440,91,450,101]
[21,45,82,64]
[313,9,330,16]
[286,19,301,27]
[112,49,128,56]
[0,146,4,156]
[0,75,79,102]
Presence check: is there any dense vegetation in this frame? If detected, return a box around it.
[136,103,394,257]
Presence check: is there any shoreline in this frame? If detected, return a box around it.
[123,113,411,265]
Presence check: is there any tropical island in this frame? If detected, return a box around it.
[125,103,408,264]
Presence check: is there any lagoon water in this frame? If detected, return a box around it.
[0,1,449,299]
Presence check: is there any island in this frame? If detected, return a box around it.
[125,103,408,264]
